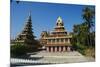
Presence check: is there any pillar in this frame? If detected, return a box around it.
[63,46,66,51]
[59,47,62,52]
[55,46,57,52]
[67,46,71,52]
[51,47,53,52]
[46,47,49,52]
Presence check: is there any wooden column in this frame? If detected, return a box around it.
[55,46,57,52]
[51,47,53,52]
[63,46,66,51]
[46,47,49,52]
[59,47,62,52]
[67,46,71,52]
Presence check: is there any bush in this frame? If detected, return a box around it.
[11,44,29,57]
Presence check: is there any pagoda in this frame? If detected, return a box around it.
[40,16,72,52]
[14,12,37,48]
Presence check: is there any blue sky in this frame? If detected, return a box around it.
[11,1,94,39]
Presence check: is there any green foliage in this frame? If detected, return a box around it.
[71,7,95,58]
[11,44,29,57]
[11,40,42,57]
[82,7,95,29]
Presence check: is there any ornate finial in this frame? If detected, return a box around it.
[56,16,63,23]
[56,16,64,27]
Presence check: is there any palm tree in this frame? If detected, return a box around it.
[82,7,95,46]
[82,7,94,29]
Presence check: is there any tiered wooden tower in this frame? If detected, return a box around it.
[40,16,72,52]
[14,12,37,48]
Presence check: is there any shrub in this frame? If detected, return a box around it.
[11,44,29,57]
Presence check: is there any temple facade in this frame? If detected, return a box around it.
[40,16,72,52]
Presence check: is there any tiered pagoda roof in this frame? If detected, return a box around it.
[50,16,68,37]
[40,16,72,46]
[15,12,36,46]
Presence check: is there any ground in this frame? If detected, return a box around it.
[29,50,95,64]
[11,51,95,66]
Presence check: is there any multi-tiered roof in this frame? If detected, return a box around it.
[51,16,68,37]
[40,16,72,47]
[15,12,36,46]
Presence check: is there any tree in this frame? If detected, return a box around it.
[82,7,95,46]
[72,24,88,50]
[82,7,95,29]
[72,7,95,47]
[71,6,95,57]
